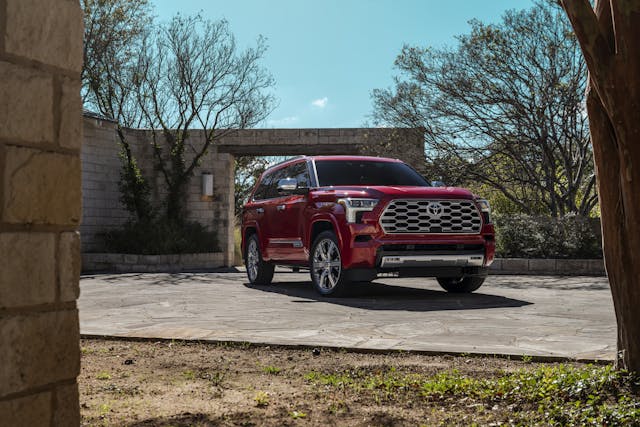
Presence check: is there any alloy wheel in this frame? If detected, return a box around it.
[312,238,342,291]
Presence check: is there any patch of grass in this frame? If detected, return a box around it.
[305,365,640,425]
[254,391,270,407]
[96,371,111,380]
[289,410,307,419]
[262,365,282,375]
[182,370,196,380]
[98,403,111,416]
[199,370,225,386]
[304,371,355,387]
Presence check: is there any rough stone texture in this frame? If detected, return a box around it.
[0,62,53,144]
[59,232,81,302]
[79,272,616,360]
[80,119,134,252]
[53,383,80,427]
[0,232,56,308]
[0,392,51,427]
[1,0,83,422]
[558,259,591,275]
[528,258,557,273]
[59,78,83,150]
[4,0,84,72]
[82,252,225,273]
[500,258,529,272]
[3,146,81,225]
[0,310,80,397]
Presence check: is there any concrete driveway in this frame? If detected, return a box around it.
[78,270,616,361]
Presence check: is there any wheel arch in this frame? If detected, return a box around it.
[242,223,260,260]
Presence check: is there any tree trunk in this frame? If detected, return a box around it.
[562,0,640,371]
[586,86,640,371]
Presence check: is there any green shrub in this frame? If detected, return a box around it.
[495,214,602,259]
[102,219,219,254]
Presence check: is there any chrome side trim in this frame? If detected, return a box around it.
[269,238,303,248]
[380,254,484,268]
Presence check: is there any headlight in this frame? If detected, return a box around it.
[475,198,491,223]
[338,198,379,223]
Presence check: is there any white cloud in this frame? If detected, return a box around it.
[267,116,299,127]
[311,97,328,108]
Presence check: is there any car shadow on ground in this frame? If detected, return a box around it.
[244,280,532,312]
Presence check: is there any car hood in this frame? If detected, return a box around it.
[316,186,477,200]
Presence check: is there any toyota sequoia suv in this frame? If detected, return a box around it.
[241,156,495,296]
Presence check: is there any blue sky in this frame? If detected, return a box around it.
[150,0,535,129]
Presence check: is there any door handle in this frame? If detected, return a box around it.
[256,208,264,213]
[276,205,286,211]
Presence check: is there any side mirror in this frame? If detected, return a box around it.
[277,178,310,195]
[431,180,446,187]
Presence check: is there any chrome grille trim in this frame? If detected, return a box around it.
[380,199,482,234]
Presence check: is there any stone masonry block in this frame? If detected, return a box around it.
[5,0,84,72]
[528,258,557,273]
[500,258,529,272]
[58,78,83,150]
[53,383,80,427]
[558,259,590,274]
[0,62,53,143]
[0,309,80,397]
[59,231,81,302]
[0,232,56,308]
[3,147,81,225]
[589,259,606,274]
[0,392,51,427]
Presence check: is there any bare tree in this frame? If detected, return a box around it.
[82,0,154,221]
[135,15,276,223]
[372,2,597,216]
[561,0,640,371]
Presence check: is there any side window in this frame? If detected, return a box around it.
[253,171,273,200]
[287,162,311,188]
[264,167,287,199]
[254,162,312,200]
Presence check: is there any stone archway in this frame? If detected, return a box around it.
[80,120,425,270]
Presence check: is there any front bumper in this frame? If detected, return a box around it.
[379,253,484,268]
[338,222,495,279]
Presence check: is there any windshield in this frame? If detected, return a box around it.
[315,160,430,187]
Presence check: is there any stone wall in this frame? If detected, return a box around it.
[0,0,83,424]
[81,119,425,269]
[81,117,236,264]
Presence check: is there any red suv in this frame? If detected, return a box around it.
[242,156,495,296]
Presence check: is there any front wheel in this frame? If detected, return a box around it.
[245,234,274,286]
[437,276,485,293]
[310,231,350,296]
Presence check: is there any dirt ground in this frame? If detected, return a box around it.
[79,338,595,426]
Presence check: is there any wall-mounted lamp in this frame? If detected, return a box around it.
[201,172,214,197]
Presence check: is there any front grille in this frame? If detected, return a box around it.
[379,199,482,234]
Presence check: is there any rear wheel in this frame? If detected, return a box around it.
[437,276,485,293]
[310,231,350,296]
[245,234,274,286]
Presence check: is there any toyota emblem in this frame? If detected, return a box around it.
[427,202,443,218]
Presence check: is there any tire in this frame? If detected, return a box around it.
[310,231,350,296]
[437,276,485,293]
[245,234,274,286]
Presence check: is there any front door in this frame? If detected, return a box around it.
[267,161,311,262]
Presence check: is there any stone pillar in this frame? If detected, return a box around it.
[214,152,236,266]
[0,0,83,425]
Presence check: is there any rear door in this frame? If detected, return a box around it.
[244,170,274,259]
